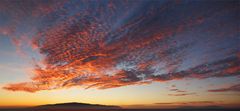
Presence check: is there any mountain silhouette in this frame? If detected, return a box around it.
[33,102,121,109]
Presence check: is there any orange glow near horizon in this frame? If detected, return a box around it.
[1,82,240,108]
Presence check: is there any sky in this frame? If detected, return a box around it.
[0,0,239,109]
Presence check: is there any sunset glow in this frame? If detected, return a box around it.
[0,0,239,109]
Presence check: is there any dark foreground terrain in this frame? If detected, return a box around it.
[1,103,239,111]
[0,109,240,111]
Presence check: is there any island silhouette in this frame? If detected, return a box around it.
[33,102,121,109]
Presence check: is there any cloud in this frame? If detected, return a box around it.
[3,82,40,93]
[168,85,187,93]
[167,85,196,96]
[155,101,219,105]
[2,0,239,92]
[154,101,240,109]
[168,93,197,96]
[208,84,240,92]
[154,101,227,109]
[168,85,189,96]
[151,56,240,81]
[169,88,186,93]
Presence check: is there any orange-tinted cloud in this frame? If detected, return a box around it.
[2,0,239,92]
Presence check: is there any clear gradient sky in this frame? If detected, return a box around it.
[0,0,239,109]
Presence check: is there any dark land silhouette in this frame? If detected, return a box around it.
[0,102,239,111]
[34,102,121,109]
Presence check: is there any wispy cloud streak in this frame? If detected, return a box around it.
[208,84,240,92]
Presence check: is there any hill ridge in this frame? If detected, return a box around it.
[33,102,121,109]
